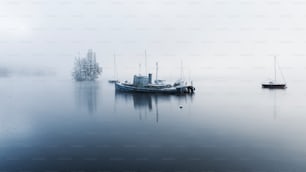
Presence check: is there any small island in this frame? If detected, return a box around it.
[72,49,102,81]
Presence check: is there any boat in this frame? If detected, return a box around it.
[108,80,118,83]
[262,56,287,89]
[115,75,195,94]
[262,81,286,89]
[108,54,119,83]
[115,63,195,94]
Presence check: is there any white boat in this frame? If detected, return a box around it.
[262,56,287,89]
[115,63,195,94]
[115,75,194,94]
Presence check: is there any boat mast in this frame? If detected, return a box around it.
[180,60,183,80]
[277,57,286,83]
[139,63,142,76]
[113,53,117,80]
[156,62,158,81]
[274,56,277,82]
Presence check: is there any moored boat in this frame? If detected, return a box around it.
[262,81,286,89]
[261,56,287,89]
[108,80,119,83]
[115,73,195,94]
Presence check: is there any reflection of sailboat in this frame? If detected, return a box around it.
[273,90,277,119]
[108,54,119,83]
[262,56,287,89]
[115,91,193,122]
[75,81,99,114]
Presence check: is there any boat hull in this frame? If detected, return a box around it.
[115,82,194,94]
[108,80,119,83]
[262,84,287,89]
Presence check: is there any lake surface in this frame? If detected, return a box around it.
[0,76,306,171]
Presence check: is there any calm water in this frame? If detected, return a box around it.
[0,76,306,171]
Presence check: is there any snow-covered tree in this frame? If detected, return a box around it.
[73,49,102,81]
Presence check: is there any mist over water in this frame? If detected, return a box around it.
[2,0,306,75]
[2,0,306,171]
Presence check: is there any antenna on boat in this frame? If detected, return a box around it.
[156,62,158,81]
[145,49,147,75]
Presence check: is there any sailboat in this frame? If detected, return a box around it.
[108,54,119,83]
[262,56,287,89]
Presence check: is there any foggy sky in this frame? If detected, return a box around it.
[1,0,306,78]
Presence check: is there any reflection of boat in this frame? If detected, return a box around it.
[115,91,193,122]
[115,63,195,94]
[115,91,170,110]
[115,91,193,110]
[262,56,287,89]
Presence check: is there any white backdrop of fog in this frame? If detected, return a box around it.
[1,0,306,80]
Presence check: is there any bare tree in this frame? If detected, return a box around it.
[73,49,102,81]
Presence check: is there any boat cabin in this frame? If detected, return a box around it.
[133,73,152,87]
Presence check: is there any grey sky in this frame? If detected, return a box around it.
[1,0,306,78]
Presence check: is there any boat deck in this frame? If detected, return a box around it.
[115,82,195,94]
